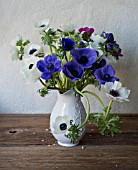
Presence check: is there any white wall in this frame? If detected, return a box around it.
[0,0,138,113]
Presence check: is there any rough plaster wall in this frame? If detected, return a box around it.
[0,0,138,113]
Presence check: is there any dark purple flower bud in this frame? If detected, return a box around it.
[102,31,106,38]
[91,59,106,74]
[62,38,75,51]
[71,48,97,68]
[62,60,84,82]
[105,43,123,57]
[94,65,119,85]
[78,41,85,48]
[105,43,114,52]
[112,44,123,57]
[37,54,61,80]
[106,33,114,42]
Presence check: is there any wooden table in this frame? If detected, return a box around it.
[0,114,138,170]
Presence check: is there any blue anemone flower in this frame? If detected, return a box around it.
[62,60,84,82]
[37,54,61,80]
[71,48,97,68]
[62,38,75,51]
[94,65,119,85]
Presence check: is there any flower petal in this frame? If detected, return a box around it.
[41,73,51,80]
[102,65,115,77]
[37,60,47,72]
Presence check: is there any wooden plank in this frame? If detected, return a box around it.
[0,114,138,170]
[0,145,138,170]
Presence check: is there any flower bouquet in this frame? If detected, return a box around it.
[10,19,130,146]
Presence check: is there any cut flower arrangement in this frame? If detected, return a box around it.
[10,19,130,146]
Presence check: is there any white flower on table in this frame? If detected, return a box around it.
[20,56,41,84]
[24,44,44,57]
[102,81,130,102]
[52,115,71,134]
[35,19,50,32]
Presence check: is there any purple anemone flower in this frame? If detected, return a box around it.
[79,27,94,41]
[62,60,84,82]
[91,59,106,74]
[62,38,75,51]
[94,65,119,85]
[71,48,97,68]
[37,54,61,80]
[79,27,94,37]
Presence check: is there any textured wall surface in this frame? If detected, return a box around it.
[0,0,138,113]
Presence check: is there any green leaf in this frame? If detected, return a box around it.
[16,39,22,46]
[90,113,122,136]
[42,34,52,45]
[65,123,80,144]
[23,40,30,46]
[37,87,49,97]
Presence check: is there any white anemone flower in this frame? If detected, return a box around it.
[102,55,117,64]
[60,24,76,32]
[24,44,44,57]
[10,46,19,61]
[102,81,130,102]
[20,56,41,84]
[91,33,106,44]
[35,19,50,32]
[89,42,104,57]
[52,115,71,134]
[10,35,23,61]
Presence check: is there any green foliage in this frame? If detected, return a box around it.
[41,29,57,46]
[37,86,49,97]
[89,113,122,136]
[16,39,30,60]
[65,120,80,144]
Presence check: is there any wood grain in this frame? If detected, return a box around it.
[0,114,138,170]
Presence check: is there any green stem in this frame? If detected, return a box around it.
[39,78,46,87]
[82,91,105,110]
[68,51,72,61]
[74,87,90,129]
[105,99,113,118]
[50,46,53,55]
[39,78,60,90]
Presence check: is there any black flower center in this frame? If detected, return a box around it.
[29,48,37,55]
[104,74,111,81]
[40,24,46,27]
[79,56,88,64]
[70,69,78,76]
[110,90,120,97]
[29,64,34,69]
[46,63,54,70]
[60,123,67,131]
